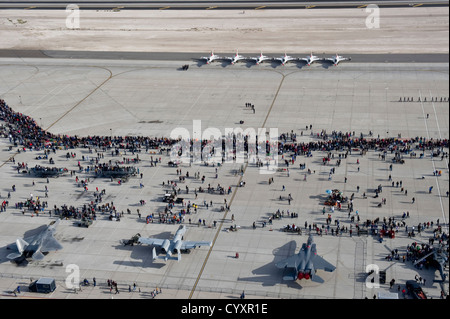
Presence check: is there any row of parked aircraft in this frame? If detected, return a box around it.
[201,51,351,66]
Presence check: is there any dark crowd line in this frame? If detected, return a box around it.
[1,99,448,163]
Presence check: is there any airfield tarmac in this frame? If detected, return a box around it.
[0,56,448,299]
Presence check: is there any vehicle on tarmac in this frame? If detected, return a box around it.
[406,280,427,299]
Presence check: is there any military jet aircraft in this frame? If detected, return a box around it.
[138,225,212,261]
[7,220,63,263]
[225,50,247,65]
[414,248,448,282]
[274,52,296,66]
[251,51,272,65]
[275,235,336,283]
[200,51,222,64]
[300,52,322,66]
[325,53,352,66]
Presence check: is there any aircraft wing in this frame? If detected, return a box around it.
[275,254,301,269]
[311,255,336,272]
[181,241,212,250]
[138,237,165,246]
[41,235,63,252]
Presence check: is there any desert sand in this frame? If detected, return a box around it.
[0,7,448,53]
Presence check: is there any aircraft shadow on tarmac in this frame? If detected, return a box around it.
[236,240,304,289]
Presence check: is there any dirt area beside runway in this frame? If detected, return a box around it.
[0,7,448,54]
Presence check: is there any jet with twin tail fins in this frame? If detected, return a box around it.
[7,220,63,264]
[138,225,212,262]
[275,235,336,283]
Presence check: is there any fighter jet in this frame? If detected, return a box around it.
[275,235,336,283]
[414,249,448,282]
[274,52,296,66]
[300,52,322,66]
[251,51,272,65]
[325,53,352,66]
[226,50,247,65]
[138,225,212,261]
[7,220,63,263]
[201,51,221,64]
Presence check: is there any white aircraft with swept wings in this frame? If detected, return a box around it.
[251,51,272,65]
[138,225,212,261]
[300,52,322,66]
[201,51,221,64]
[325,54,352,66]
[275,53,296,66]
[226,50,247,65]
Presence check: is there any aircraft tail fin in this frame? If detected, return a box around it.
[6,238,28,260]
[32,250,45,261]
[281,267,297,281]
[16,238,28,255]
[166,249,181,261]
[311,274,325,284]
[7,252,22,260]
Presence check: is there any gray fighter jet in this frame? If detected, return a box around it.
[275,235,336,283]
[7,220,63,263]
[138,225,212,262]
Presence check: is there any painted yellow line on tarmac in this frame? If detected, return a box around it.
[306,5,316,9]
[24,6,36,10]
[255,6,266,10]
[357,4,368,8]
[413,3,424,7]
[159,6,170,10]
[206,6,218,10]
